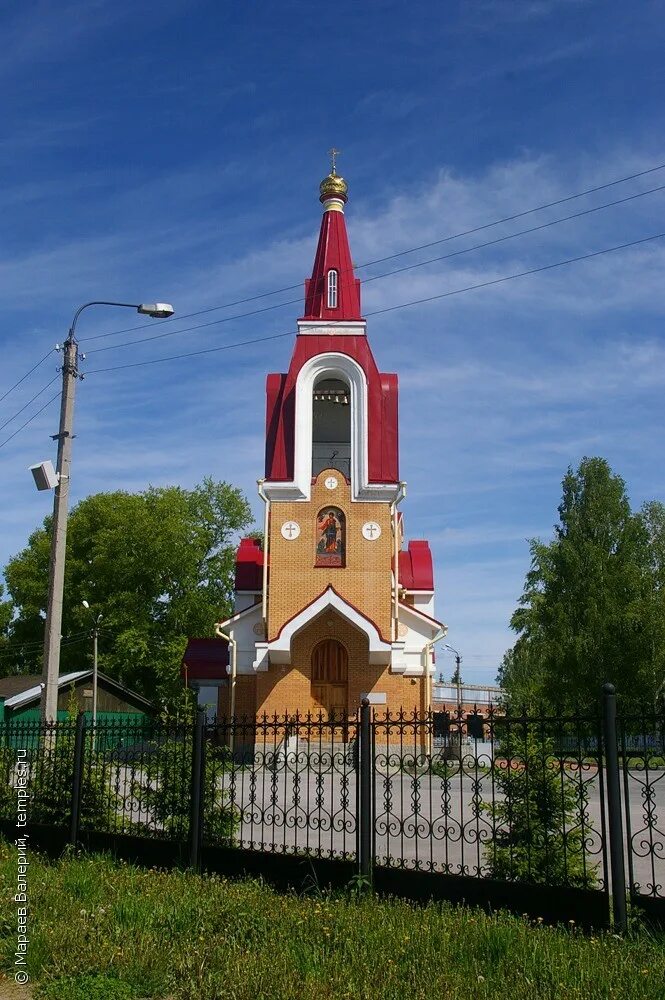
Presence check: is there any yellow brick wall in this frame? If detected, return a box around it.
[217,675,257,720]
[267,469,393,642]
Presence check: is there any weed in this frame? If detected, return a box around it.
[35,973,139,999]
[1,840,663,1000]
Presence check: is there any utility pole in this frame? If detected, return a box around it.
[443,643,463,713]
[40,332,79,724]
[454,653,462,712]
[38,301,175,725]
[82,601,102,736]
[92,622,99,724]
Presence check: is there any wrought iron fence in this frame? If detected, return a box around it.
[202,715,358,859]
[372,706,607,892]
[618,708,665,904]
[1,686,663,929]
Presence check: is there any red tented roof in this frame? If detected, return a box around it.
[397,540,434,591]
[180,638,228,682]
[235,537,264,591]
[302,206,361,321]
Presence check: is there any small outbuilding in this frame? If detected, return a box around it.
[0,670,156,725]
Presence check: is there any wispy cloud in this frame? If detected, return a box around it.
[2,146,664,683]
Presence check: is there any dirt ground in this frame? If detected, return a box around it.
[0,980,32,1000]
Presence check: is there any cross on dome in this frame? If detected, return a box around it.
[328,147,341,174]
[319,147,349,206]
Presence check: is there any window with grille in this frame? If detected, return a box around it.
[327,269,338,309]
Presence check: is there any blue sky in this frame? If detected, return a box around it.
[1,0,664,684]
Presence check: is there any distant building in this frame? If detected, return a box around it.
[432,682,504,712]
[0,670,156,724]
[432,682,505,741]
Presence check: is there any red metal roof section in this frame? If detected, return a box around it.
[235,537,264,591]
[302,207,361,321]
[180,638,228,681]
[397,541,434,591]
[265,338,399,483]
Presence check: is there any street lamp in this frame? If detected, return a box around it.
[443,643,463,712]
[38,300,175,724]
[81,600,103,732]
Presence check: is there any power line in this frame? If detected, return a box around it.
[86,331,295,373]
[367,229,665,318]
[79,159,665,344]
[85,179,665,358]
[0,391,60,450]
[0,631,92,660]
[85,229,665,375]
[362,182,665,286]
[0,348,55,404]
[0,375,60,433]
[0,628,116,660]
[85,295,302,355]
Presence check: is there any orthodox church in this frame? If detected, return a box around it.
[182,163,446,719]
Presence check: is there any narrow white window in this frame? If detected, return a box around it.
[327,269,338,309]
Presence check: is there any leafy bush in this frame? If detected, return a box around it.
[27,702,122,832]
[0,745,15,820]
[35,974,138,999]
[483,728,597,888]
[131,730,236,843]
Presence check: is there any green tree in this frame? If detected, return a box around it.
[0,583,13,672]
[504,457,658,712]
[636,500,665,708]
[496,643,544,708]
[3,478,252,704]
[483,728,597,888]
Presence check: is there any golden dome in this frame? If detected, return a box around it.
[319,171,348,203]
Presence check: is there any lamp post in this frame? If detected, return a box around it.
[39,300,175,724]
[81,600,102,732]
[443,643,462,713]
[422,627,448,756]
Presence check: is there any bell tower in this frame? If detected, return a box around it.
[183,161,445,721]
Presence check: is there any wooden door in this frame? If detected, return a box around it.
[311,639,348,721]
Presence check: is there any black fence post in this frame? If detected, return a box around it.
[358,698,373,884]
[69,712,86,846]
[189,708,206,871]
[602,682,627,933]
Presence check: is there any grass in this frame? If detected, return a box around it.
[1,841,664,1000]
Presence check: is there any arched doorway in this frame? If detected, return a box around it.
[311,639,348,721]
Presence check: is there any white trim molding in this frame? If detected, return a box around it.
[260,587,393,669]
[296,320,366,336]
[263,351,399,503]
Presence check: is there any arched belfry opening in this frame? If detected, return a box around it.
[312,376,351,479]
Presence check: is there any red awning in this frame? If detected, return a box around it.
[396,540,434,591]
[181,638,228,682]
[235,537,264,591]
